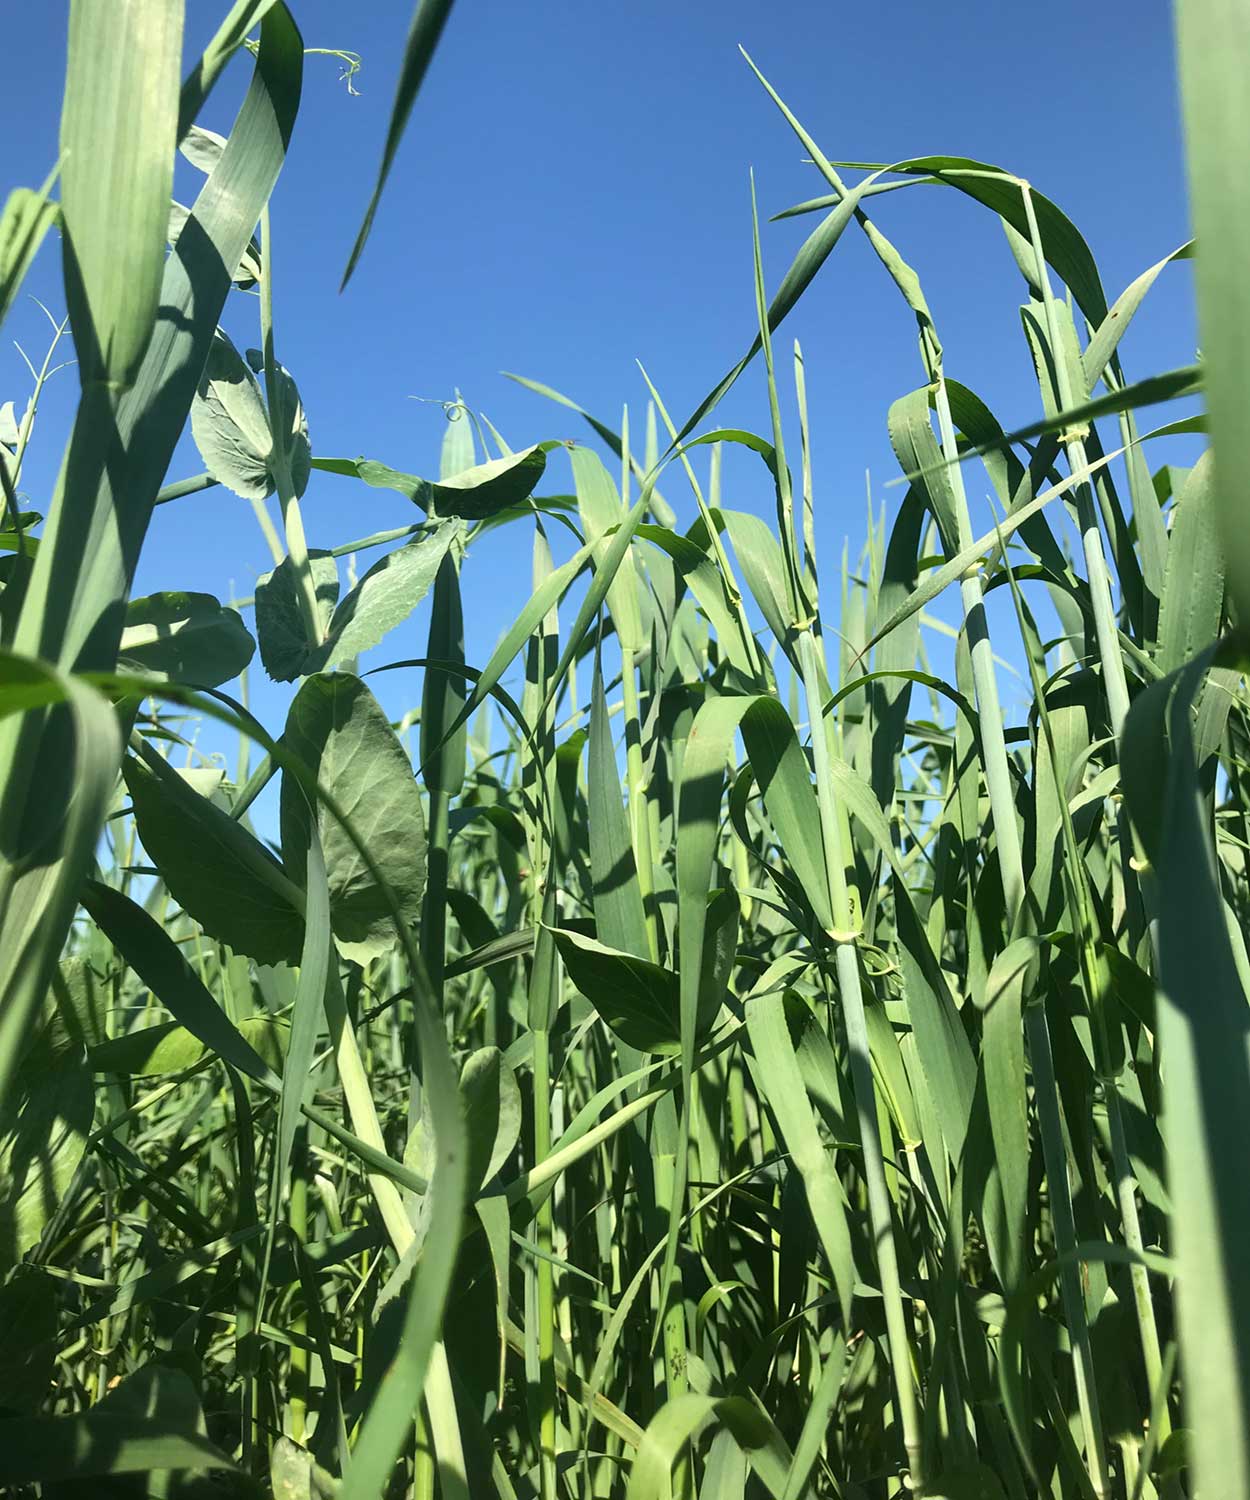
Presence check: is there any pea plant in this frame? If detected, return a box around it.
[0,2,1247,1498]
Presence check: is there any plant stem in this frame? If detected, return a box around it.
[798,627,925,1495]
[621,648,659,961]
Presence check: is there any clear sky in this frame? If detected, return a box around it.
[1,0,1199,756]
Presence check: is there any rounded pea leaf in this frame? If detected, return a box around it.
[460,1047,522,1189]
[190,328,273,500]
[123,754,305,967]
[553,928,680,1054]
[311,443,553,520]
[89,1015,289,1078]
[118,591,255,687]
[279,673,427,965]
[254,550,340,683]
[190,330,312,504]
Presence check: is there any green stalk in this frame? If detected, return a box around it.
[288,1124,309,1444]
[747,173,923,1488]
[1019,186,1131,735]
[799,629,925,1495]
[533,1029,558,1500]
[621,649,659,962]
[1019,186,1170,1444]
[933,368,1109,1490]
[931,377,1026,922]
[1026,1006,1112,1498]
[522,529,561,1500]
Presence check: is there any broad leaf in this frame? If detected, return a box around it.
[123,752,305,966]
[118,590,255,686]
[280,673,427,964]
[553,929,680,1054]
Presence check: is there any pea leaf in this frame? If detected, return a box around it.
[280,673,427,965]
[118,590,255,686]
[553,929,680,1054]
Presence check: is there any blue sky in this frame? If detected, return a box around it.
[2,0,1199,761]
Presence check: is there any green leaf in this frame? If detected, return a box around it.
[553,929,680,1054]
[746,991,855,1325]
[0,1369,232,1484]
[983,937,1036,1291]
[0,182,58,335]
[1083,241,1192,392]
[314,443,550,520]
[190,327,309,500]
[738,697,835,934]
[697,888,739,1035]
[342,0,456,286]
[273,822,332,1214]
[0,1045,93,1272]
[123,751,305,967]
[321,520,462,671]
[570,447,644,651]
[80,879,283,1088]
[0,656,121,1128]
[280,673,427,965]
[888,387,959,552]
[0,1267,57,1413]
[1121,645,1250,1498]
[625,1393,786,1500]
[588,658,649,961]
[118,590,255,686]
[420,555,467,798]
[59,0,183,387]
[459,1046,522,1189]
[1157,452,1224,673]
[1177,0,1250,623]
[0,10,300,1134]
[168,197,262,286]
[89,1013,288,1077]
[254,548,340,683]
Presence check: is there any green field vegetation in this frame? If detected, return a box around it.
[2,1,1249,1497]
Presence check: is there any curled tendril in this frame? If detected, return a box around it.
[241,40,363,96]
[407,395,469,423]
[305,48,363,96]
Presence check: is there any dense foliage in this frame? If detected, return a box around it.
[1,3,1248,1499]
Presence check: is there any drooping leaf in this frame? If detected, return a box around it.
[80,879,283,1087]
[320,520,462,671]
[342,0,457,286]
[313,444,550,520]
[123,752,305,966]
[553,929,680,1054]
[191,326,306,501]
[280,672,427,964]
[254,549,339,682]
[118,590,255,686]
